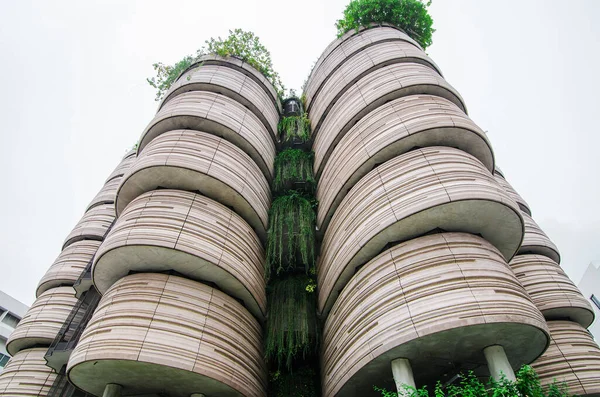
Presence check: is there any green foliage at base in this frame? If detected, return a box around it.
[273,149,315,194]
[269,365,320,396]
[336,0,435,49]
[265,191,316,280]
[374,366,575,397]
[278,114,311,143]
[265,275,319,370]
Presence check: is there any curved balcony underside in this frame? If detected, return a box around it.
[6,287,78,355]
[105,150,136,183]
[323,233,549,397]
[68,273,266,397]
[62,203,115,250]
[311,62,465,176]
[139,91,275,180]
[0,348,57,396]
[510,254,594,327]
[161,64,279,137]
[85,176,121,212]
[494,171,531,215]
[533,321,600,397]
[93,189,266,320]
[36,240,101,297]
[518,212,561,263]
[117,129,270,242]
[317,95,493,234]
[317,147,523,316]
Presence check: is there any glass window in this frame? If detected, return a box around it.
[591,294,600,310]
[1,313,20,328]
[0,353,10,367]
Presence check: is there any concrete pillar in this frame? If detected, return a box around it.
[391,358,416,395]
[102,384,123,397]
[483,345,516,381]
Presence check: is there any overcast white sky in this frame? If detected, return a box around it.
[0,0,599,306]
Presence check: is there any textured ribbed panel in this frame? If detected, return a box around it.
[85,175,121,212]
[510,255,594,327]
[533,321,600,396]
[6,287,78,355]
[0,348,57,396]
[161,64,279,136]
[305,25,422,109]
[105,150,137,183]
[68,273,266,397]
[323,233,549,397]
[518,212,561,263]
[494,171,531,215]
[36,240,101,297]
[312,62,465,175]
[317,95,494,233]
[309,40,440,134]
[62,203,115,250]
[93,189,266,319]
[318,147,523,316]
[139,91,275,179]
[117,129,271,241]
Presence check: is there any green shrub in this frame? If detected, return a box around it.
[273,149,315,194]
[278,114,311,143]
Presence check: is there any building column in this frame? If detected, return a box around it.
[391,358,416,394]
[483,345,516,381]
[102,384,123,397]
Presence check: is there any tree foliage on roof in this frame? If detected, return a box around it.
[335,0,434,49]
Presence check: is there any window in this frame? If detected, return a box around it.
[591,294,600,310]
[1,313,20,328]
[0,353,9,368]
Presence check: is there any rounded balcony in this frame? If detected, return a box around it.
[305,25,422,109]
[533,320,600,397]
[85,175,121,212]
[311,62,465,176]
[322,233,549,397]
[36,240,101,297]
[309,40,441,134]
[160,59,279,137]
[138,90,275,180]
[493,171,532,215]
[518,212,560,263]
[105,149,137,183]
[62,203,115,250]
[68,273,266,397]
[93,189,266,320]
[116,129,270,242]
[317,146,523,316]
[6,287,77,355]
[0,348,57,396]
[317,95,494,234]
[510,255,594,327]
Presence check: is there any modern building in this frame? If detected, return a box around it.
[0,23,599,397]
[578,262,600,339]
[0,290,29,373]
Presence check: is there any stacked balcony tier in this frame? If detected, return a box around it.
[68,273,266,397]
[86,150,137,211]
[316,94,494,234]
[62,203,115,250]
[322,233,549,397]
[6,287,78,355]
[317,146,523,315]
[510,255,594,327]
[0,348,57,395]
[117,129,271,242]
[533,321,600,396]
[92,189,266,320]
[493,170,532,215]
[518,211,560,263]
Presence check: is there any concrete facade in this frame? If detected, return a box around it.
[0,290,28,373]
[578,262,600,339]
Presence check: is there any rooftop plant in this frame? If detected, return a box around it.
[336,0,435,49]
[147,28,284,101]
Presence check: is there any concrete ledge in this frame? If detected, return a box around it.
[0,348,57,395]
[494,170,532,216]
[62,203,115,250]
[518,212,561,263]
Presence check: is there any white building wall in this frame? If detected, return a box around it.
[0,290,29,372]
[577,261,600,339]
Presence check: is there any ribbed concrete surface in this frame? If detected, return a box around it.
[493,171,531,215]
[318,146,523,315]
[312,62,465,175]
[117,129,271,241]
[93,189,266,319]
[305,25,422,109]
[85,175,121,212]
[105,150,137,183]
[510,255,594,327]
[62,203,115,250]
[322,233,549,397]
[6,286,78,355]
[68,273,266,397]
[139,91,275,179]
[533,321,600,397]
[161,63,279,136]
[36,240,101,297]
[0,348,57,396]
[317,95,493,233]
[518,212,561,263]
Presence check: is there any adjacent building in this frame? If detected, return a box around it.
[0,290,29,373]
[578,261,600,339]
